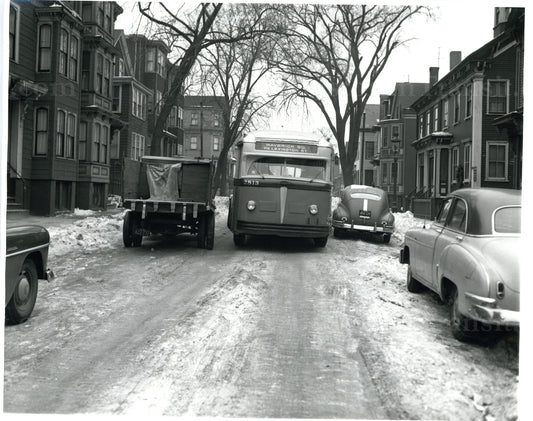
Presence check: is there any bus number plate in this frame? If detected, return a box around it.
[244,179,260,186]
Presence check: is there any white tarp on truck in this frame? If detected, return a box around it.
[143,157,182,201]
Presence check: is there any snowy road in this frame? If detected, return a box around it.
[3,204,519,419]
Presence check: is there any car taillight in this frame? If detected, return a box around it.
[497,281,505,299]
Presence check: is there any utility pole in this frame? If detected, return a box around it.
[200,101,204,158]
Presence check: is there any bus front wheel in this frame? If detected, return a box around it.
[233,233,246,247]
[314,236,328,248]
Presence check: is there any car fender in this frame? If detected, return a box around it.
[437,243,491,305]
[332,202,348,220]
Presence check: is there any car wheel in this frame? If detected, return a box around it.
[383,234,391,244]
[333,227,344,238]
[449,287,480,342]
[314,236,328,247]
[233,233,246,246]
[406,265,424,293]
[5,259,39,325]
[123,211,142,247]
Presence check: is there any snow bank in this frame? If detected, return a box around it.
[392,211,426,243]
[48,211,125,257]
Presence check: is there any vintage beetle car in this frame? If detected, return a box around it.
[332,185,395,243]
[5,225,54,324]
[400,188,520,341]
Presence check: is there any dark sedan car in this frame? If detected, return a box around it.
[400,188,520,341]
[332,185,395,243]
[5,225,54,324]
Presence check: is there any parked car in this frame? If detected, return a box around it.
[5,225,54,324]
[400,188,520,341]
[332,185,395,243]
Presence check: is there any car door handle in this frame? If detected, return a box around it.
[455,235,464,241]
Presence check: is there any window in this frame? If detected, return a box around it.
[79,121,87,160]
[417,153,424,188]
[418,115,423,139]
[69,36,79,81]
[56,111,66,157]
[155,90,162,115]
[451,147,459,182]
[59,29,69,76]
[365,141,375,159]
[93,123,101,162]
[131,133,145,161]
[97,2,104,26]
[112,85,122,112]
[116,58,124,76]
[487,80,508,114]
[81,51,90,90]
[132,87,146,119]
[9,3,19,61]
[82,3,92,20]
[96,54,103,94]
[38,24,52,72]
[453,90,460,123]
[436,198,453,225]
[463,143,471,182]
[425,110,431,135]
[146,48,155,72]
[156,49,165,77]
[104,2,112,32]
[169,106,177,126]
[66,114,76,158]
[433,105,439,132]
[103,59,111,96]
[213,136,220,151]
[486,141,508,181]
[494,207,521,234]
[465,84,472,118]
[190,136,198,150]
[191,112,198,126]
[392,125,400,139]
[443,98,449,128]
[101,126,108,163]
[447,199,467,232]
[214,114,220,127]
[34,108,48,156]
[178,107,183,128]
[110,130,120,159]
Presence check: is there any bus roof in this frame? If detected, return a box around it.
[243,130,332,147]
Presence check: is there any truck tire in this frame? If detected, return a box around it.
[197,211,215,250]
[123,211,142,247]
[314,236,328,247]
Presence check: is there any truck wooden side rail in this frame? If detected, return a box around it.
[122,156,216,250]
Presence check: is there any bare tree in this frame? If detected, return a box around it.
[197,4,286,195]
[276,4,428,187]
[137,2,223,156]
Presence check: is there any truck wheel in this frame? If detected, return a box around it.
[383,234,391,244]
[123,211,142,247]
[6,259,38,325]
[197,211,215,250]
[233,233,246,246]
[314,236,328,247]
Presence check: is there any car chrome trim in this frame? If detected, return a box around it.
[332,221,393,233]
[464,292,496,306]
[5,243,49,258]
[470,305,520,326]
[45,268,55,282]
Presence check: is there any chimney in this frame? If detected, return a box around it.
[450,51,462,70]
[429,67,439,87]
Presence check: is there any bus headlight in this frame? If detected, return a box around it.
[309,204,318,215]
[247,200,256,211]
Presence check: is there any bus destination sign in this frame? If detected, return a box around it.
[255,142,318,153]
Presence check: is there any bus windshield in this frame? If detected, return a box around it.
[247,157,327,181]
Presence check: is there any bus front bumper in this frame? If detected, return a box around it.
[235,221,330,238]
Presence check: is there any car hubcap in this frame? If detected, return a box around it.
[16,274,31,304]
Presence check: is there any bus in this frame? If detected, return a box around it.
[227,130,335,247]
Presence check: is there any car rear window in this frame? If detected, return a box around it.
[350,193,381,201]
[493,206,521,234]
